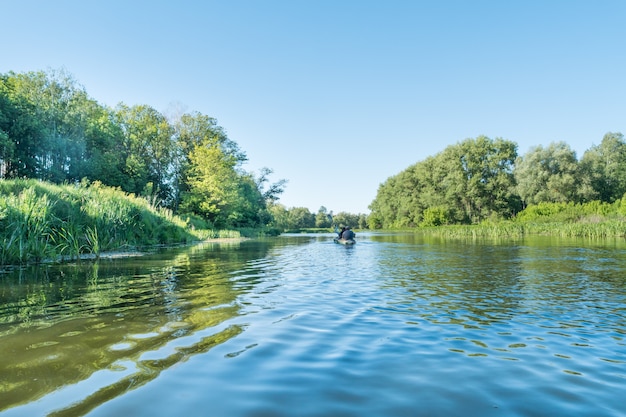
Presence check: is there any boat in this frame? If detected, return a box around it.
[333,237,356,245]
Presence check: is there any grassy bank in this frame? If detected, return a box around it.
[417,200,626,239]
[420,220,626,239]
[0,179,242,265]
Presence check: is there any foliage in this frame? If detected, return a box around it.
[419,199,626,239]
[114,104,175,204]
[514,141,583,205]
[331,211,361,229]
[6,69,626,236]
[369,133,626,231]
[515,200,619,223]
[420,206,450,227]
[0,69,286,231]
[315,206,333,228]
[579,132,626,203]
[265,204,366,232]
[369,136,519,228]
[0,179,205,265]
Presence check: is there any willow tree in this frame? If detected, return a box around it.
[369,136,519,228]
[514,141,581,206]
[449,136,519,222]
[579,132,626,203]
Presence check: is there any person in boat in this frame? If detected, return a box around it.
[341,226,355,240]
[338,226,346,238]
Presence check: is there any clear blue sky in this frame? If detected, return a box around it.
[2,0,625,214]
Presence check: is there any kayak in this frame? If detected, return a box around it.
[333,237,356,245]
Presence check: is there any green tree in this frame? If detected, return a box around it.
[8,70,90,183]
[172,112,246,209]
[331,211,360,229]
[369,136,519,227]
[453,136,519,222]
[286,207,315,230]
[115,104,174,204]
[268,203,290,230]
[357,213,369,229]
[315,206,332,228]
[0,69,122,184]
[579,132,626,202]
[514,142,581,206]
[80,101,127,188]
[0,84,16,176]
[255,167,286,205]
[173,112,284,228]
[1,71,52,179]
[180,139,240,227]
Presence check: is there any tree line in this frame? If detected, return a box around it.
[369,133,626,229]
[7,70,619,234]
[0,69,293,230]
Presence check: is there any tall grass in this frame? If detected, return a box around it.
[419,200,626,240]
[0,186,54,263]
[0,179,223,265]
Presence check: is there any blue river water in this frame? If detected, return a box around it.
[0,233,624,416]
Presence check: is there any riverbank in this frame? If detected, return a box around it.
[0,179,248,266]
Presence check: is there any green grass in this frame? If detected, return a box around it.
[386,200,626,240]
[0,179,244,265]
[420,221,626,239]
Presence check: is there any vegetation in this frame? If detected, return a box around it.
[4,68,625,250]
[384,198,626,240]
[0,179,223,265]
[0,68,370,265]
[369,134,626,235]
[267,204,367,232]
[0,69,286,230]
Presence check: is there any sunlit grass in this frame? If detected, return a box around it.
[419,215,626,239]
[0,179,242,265]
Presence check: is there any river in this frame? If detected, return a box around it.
[0,233,624,416]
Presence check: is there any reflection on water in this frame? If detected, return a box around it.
[1,234,625,417]
[0,239,275,415]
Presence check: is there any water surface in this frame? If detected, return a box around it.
[1,233,624,416]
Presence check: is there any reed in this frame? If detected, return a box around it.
[419,218,626,240]
[84,226,100,257]
[54,223,87,260]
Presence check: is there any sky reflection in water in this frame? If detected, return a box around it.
[0,234,624,417]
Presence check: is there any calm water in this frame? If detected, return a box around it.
[0,233,624,417]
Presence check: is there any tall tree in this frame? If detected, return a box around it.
[0,70,125,183]
[180,139,239,227]
[514,142,581,206]
[453,136,519,222]
[315,206,332,228]
[286,207,315,229]
[80,101,127,188]
[0,82,17,177]
[172,111,246,209]
[115,104,174,204]
[8,69,89,182]
[579,132,626,202]
[369,136,519,228]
